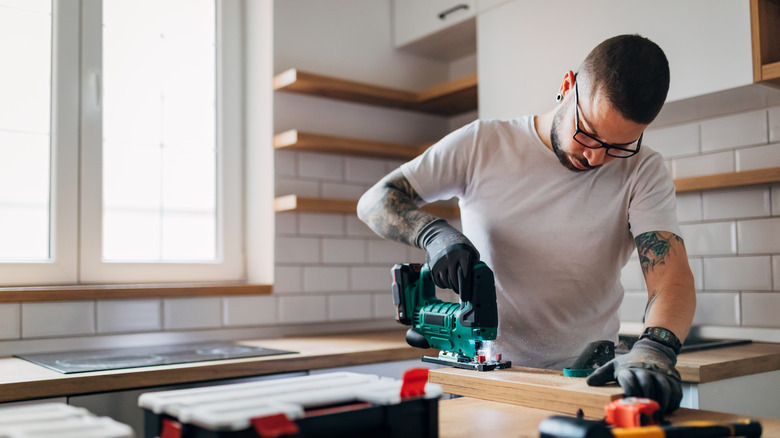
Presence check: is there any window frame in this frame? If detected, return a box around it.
[0,0,246,287]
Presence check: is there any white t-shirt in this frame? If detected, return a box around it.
[400,117,680,369]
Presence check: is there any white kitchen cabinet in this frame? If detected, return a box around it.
[393,0,477,60]
[477,0,760,119]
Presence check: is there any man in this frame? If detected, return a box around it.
[357,34,695,413]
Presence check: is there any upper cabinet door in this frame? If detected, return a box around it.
[477,0,757,119]
[393,0,477,60]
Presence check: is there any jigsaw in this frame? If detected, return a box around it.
[391,262,512,371]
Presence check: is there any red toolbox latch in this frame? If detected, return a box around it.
[400,367,429,399]
[159,419,182,438]
[251,413,300,438]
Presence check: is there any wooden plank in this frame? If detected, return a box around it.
[676,342,780,383]
[274,195,460,218]
[273,130,425,160]
[439,397,780,437]
[0,283,271,303]
[429,366,623,418]
[273,68,417,109]
[0,330,435,402]
[674,167,780,193]
[273,68,478,115]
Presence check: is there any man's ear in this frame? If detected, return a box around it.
[559,70,576,100]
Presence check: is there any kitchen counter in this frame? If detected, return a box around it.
[0,329,433,403]
[438,397,780,437]
[431,342,780,419]
[2,332,779,408]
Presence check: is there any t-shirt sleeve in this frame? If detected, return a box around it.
[400,120,479,203]
[627,150,681,238]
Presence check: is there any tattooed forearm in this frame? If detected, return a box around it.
[635,231,684,274]
[357,169,437,247]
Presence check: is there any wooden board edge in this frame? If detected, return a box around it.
[0,283,272,303]
[674,167,780,193]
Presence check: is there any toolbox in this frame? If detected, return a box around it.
[138,370,441,438]
[0,402,134,438]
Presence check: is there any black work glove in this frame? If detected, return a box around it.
[586,339,682,414]
[415,219,479,295]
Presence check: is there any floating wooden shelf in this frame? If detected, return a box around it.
[674,167,780,193]
[273,68,478,116]
[274,195,460,218]
[274,130,429,160]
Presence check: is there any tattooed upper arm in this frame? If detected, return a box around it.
[634,231,684,275]
[356,169,437,247]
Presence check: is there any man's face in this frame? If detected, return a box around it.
[550,83,647,173]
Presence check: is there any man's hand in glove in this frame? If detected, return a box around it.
[586,339,682,413]
[415,218,479,295]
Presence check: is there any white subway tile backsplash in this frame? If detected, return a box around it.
[679,222,736,256]
[673,151,733,179]
[299,213,344,236]
[620,259,646,291]
[738,218,780,254]
[619,292,647,323]
[328,294,372,321]
[385,160,404,172]
[298,152,343,181]
[644,123,699,158]
[322,239,366,264]
[692,292,740,326]
[274,266,303,294]
[368,240,409,264]
[97,300,161,333]
[276,237,321,264]
[702,187,771,220]
[741,292,780,328]
[769,106,780,143]
[736,143,780,172]
[274,150,296,177]
[689,257,704,291]
[701,110,768,152]
[163,298,222,330]
[773,256,780,291]
[223,296,277,327]
[0,304,20,339]
[345,157,388,184]
[772,185,780,215]
[373,292,395,319]
[322,182,369,200]
[675,193,702,222]
[352,266,392,292]
[275,178,320,197]
[275,212,297,235]
[21,302,95,338]
[303,266,349,292]
[278,295,327,324]
[703,256,772,291]
[346,216,377,237]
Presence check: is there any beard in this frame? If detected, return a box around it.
[550,105,599,173]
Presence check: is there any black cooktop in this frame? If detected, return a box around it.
[15,342,297,374]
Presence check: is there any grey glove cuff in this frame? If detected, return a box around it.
[632,338,678,366]
[414,218,450,249]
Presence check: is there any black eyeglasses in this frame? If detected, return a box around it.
[573,80,642,158]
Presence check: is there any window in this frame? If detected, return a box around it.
[0,0,244,286]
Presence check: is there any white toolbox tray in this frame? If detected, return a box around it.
[0,403,134,438]
[138,371,442,433]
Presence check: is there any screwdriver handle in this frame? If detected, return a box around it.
[612,419,762,438]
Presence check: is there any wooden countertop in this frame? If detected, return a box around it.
[675,341,780,383]
[2,331,778,405]
[439,397,780,437]
[430,342,780,417]
[0,330,433,403]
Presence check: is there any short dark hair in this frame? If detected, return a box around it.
[579,34,670,124]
